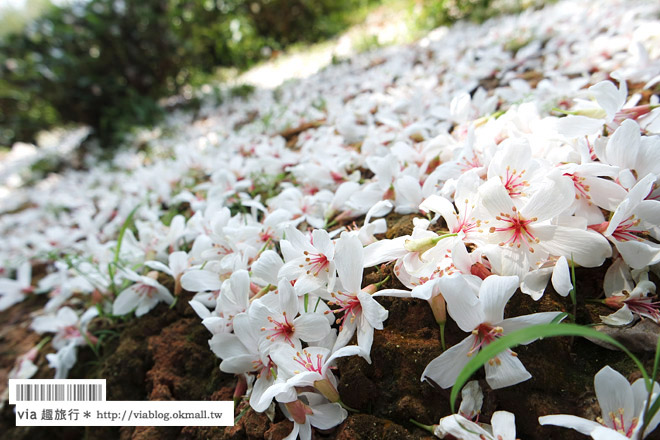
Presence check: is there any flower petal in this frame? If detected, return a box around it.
[308,403,347,430]
[556,115,605,137]
[480,275,519,324]
[358,291,388,329]
[538,414,602,435]
[312,229,334,258]
[604,258,634,297]
[595,366,635,430]
[144,260,172,276]
[363,237,408,267]
[112,287,139,315]
[333,316,358,353]
[479,178,515,217]
[491,411,516,440]
[421,335,474,389]
[551,256,573,297]
[322,345,365,376]
[591,425,631,440]
[356,314,375,357]
[294,313,331,342]
[484,350,531,389]
[541,226,612,268]
[606,119,640,170]
[252,250,283,285]
[520,267,553,300]
[499,312,564,344]
[632,378,660,434]
[600,305,634,326]
[615,239,660,270]
[181,269,222,292]
[335,233,364,293]
[437,274,484,332]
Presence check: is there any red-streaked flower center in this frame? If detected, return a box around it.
[503,166,529,198]
[302,251,330,276]
[460,153,482,172]
[564,173,591,202]
[610,216,647,242]
[490,208,539,252]
[63,325,82,340]
[599,409,638,437]
[452,199,480,235]
[468,323,503,357]
[327,291,361,330]
[262,312,296,346]
[293,350,323,374]
[136,284,157,298]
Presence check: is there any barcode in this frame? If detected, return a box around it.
[14,383,103,401]
[9,379,106,404]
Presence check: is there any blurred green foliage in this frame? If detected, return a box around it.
[0,0,538,149]
[0,0,376,148]
[412,0,544,31]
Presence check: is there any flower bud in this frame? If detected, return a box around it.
[314,378,340,403]
[284,399,314,424]
[363,284,377,295]
[573,108,607,119]
[470,262,492,280]
[430,294,446,325]
[604,295,626,309]
[404,236,440,253]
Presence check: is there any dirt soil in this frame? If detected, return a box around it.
[2,215,660,440]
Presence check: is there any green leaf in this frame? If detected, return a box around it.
[108,204,140,295]
[641,330,660,436]
[642,393,660,437]
[449,323,649,412]
[114,204,140,265]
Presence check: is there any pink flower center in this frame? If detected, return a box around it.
[302,251,330,276]
[452,199,480,235]
[327,291,361,330]
[460,153,482,172]
[625,296,660,321]
[62,325,82,340]
[213,243,233,256]
[293,350,323,374]
[253,358,275,378]
[262,312,296,346]
[136,284,157,298]
[503,166,529,198]
[259,229,274,243]
[610,216,647,242]
[564,173,591,202]
[601,409,638,437]
[490,208,539,252]
[468,323,503,356]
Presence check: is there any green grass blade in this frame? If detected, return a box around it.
[551,312,570,324]
[113,204,140,264]
[642,394,660,437]
[641,332,660,436]
[449,323,649,412]
[108,204,140,295]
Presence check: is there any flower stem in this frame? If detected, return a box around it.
[374,275,391,288]
[439,321,447,351]
[35,336,52,351]
[338,399,359,412]
[409,418,435,433]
